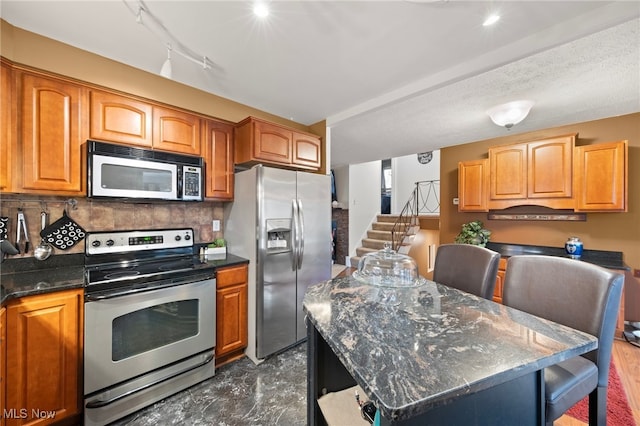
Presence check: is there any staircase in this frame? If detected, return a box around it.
[350,214,420,267]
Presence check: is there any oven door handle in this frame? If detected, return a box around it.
[85,273,215,301]
[85,353,214,409]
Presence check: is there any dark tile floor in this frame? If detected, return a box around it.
[112,343,307,426]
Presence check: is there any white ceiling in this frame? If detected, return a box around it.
[1,1,639,167]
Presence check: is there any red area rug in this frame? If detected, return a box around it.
[566,361,636,425]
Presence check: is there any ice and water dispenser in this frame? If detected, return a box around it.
[266,219,291,252]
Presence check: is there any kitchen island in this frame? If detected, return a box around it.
[303,275,598,425]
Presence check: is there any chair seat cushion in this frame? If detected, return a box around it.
[545,356,598,421]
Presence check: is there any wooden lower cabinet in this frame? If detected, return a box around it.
[1,307,5,426]
[215,264,248,367]
[5,289,83,426]
[493,258,507,304]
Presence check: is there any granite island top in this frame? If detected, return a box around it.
[0,252,248,305]
[303,275,598,422]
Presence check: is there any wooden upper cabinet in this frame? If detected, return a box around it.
[1,61,13,192]
[89,90,153,147]
[203,119,234,200]
[292,132,321,169]
[528,137,573,199]
[19,72,85,194]
[488,134,575,209]
[152,105,201,155]
[235,117,322,171]
[489,143,527,201]
[253,120,292,164]
[574,140,627,211]
[458,159,489,212]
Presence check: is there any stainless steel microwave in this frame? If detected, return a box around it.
[87,140,204,201]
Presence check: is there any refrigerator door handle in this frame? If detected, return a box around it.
[291,199,299,271]
[297,199,305,269]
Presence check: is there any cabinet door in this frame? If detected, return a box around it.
[292,132,321,169]
[19,73,85,194]
[458,159,488,212]
[574,140,627,211]
[489,143,527,200]
[253,120,292,164]
[527,136,573,199]
[203,120,234,200]
[215,265,248,360]
[89,90,153,147]
[6,289,83,426]
[152,106,201,155]
[493,258,507,304]
[1,307,5,426]
[1,62,13,192]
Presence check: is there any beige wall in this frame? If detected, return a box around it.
[0,19,311,131]
[440,112,640,271]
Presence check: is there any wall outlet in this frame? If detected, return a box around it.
[452,198,459,205]
[212,220,220,232]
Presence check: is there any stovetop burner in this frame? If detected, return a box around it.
[84,228,215,296]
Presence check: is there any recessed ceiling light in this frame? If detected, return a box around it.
[483,14,500,27]
[253,2,269,18]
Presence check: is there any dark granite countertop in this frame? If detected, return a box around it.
[303,276,597,422]
[486,242,629,270]
[1,252,249,306]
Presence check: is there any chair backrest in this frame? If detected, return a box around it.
[432,243,500,300]
[503,255,624,386]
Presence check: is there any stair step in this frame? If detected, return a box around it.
[376,214,401,223]
[349,256,362,268]
[356,247,378,257]
[372,222,395,231]
[362,238,390,250]
[367,229,391,240]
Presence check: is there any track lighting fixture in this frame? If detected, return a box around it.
[160,45,172,78]
[123,0,212,79]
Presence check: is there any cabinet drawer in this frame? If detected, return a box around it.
[217,264,248,289]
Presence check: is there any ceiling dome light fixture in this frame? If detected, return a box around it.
[486,100,534,130]
[160,44,172,79]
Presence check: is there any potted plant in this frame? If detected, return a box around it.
[207,238,227,259]
[454,220,491,247]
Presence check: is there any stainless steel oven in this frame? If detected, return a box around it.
[83,228,216,426]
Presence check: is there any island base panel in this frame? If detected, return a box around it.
[307,321,545,426]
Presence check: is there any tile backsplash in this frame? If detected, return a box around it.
[0,195,225,258]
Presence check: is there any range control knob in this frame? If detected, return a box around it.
[184,234,191,241]
[175,235,182,241]
[106,239,115,247]
[91,240,101,248]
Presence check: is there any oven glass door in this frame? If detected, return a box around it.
[84,279,216,395]
[91,154,178,200]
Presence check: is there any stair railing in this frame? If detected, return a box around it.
[390,180,440,251]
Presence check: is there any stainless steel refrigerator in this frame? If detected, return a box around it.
[224,165,331,364]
